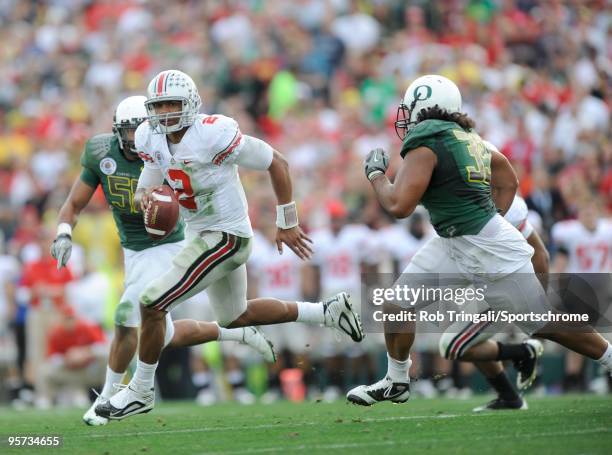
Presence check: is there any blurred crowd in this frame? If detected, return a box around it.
[0,0,610,407]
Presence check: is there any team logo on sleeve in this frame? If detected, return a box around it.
[100,157,117,175]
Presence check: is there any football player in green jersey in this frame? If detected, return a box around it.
[51,96,275,425]
[347,75,612,406]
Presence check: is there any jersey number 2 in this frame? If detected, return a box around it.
[167,169,197,210]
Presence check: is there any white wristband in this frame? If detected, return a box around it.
[57,223,72,237]
[276,202,298,229]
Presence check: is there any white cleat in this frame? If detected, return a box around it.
[83,395,109,426]
[95,384,154,421]
[241,327,276,363]
[323,292,364,342]
[346,375,410,406]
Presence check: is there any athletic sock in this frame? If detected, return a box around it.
[596,341,612,371]
[296,301,325,324]
[496,342,530,361]
[131,359,158,392]
[101,367,125,399]
[386,353,411,382]
[487,371,520,401]
[216,324,245,342]
[192,371,212,391]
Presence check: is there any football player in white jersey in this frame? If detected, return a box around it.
[379,210,433,274]
[552,201,612,273]
[308,201,380,396]
[249,221,312,399]
[551,200,612,391]
[309,201,379,300]
[347,75,612,407]
[52,96,275,425]
[96,70,364,420]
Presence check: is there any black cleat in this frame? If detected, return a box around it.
[514,339,543,390]
[473,397,528,412]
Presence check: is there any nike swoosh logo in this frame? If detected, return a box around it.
[110,401,145,417]
[339,312,360,341]
[381,384,408,399]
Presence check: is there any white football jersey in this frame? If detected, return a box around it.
[135,114,252,237]
[249,231,302,301]
[504,195,534,239]
[551,218,612,272]
[311,224,377,296]
[379,224,433,272]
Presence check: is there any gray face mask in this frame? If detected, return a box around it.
[113,118,145,154]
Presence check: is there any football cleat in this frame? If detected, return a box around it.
[514,339,543,390]
[83,394,109,426]
[95,384,154,420]
[473,397,528,412]
[241,327,276,363]
[323,292,364,342]
[346,375,410,406]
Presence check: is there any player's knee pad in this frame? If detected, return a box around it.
[439,332,458,360]
[139,284,158,308]
[114,299,139,327]
[163,313,174,348]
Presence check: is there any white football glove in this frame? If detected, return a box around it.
[50,234,72,270]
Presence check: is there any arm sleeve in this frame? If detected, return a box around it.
[79,168,99,188]
[233,135,274,170]
[137,165,165,190]
[79,148,100,188]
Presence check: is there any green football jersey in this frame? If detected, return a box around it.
[79,134,184,251]
[400,119,496,238]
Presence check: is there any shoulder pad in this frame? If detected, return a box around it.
[192,114,242,164]
[86,134,114,159]
[401,120,456,158]
[82,134,115,167]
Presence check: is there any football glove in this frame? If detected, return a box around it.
[51,234,72,270]
[364,148,389,181]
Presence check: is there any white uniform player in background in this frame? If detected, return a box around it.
[551,199,612,392]
[551,201,612,273]
[307,201,380,398]
[97,70,364,420]
[378,209,433,274]
[248,222,311,355]
[248,222,312,400]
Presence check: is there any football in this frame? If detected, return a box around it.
[143,185,179,240]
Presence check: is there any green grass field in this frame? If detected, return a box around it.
[1,394,611,454]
